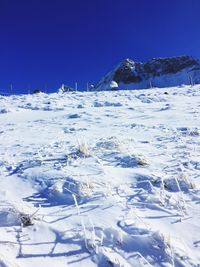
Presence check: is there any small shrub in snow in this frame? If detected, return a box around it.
[20,213,35,227]
[137,155,148,166]
[75,137,91,158]
[67,145,91,163]
[19,206,41,227]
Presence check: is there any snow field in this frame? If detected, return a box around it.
[0,85,200,266]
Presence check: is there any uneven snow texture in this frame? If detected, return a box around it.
[0,85,200,267]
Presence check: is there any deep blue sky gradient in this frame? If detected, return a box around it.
[1,0,200,93]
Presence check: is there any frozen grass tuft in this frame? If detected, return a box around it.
[80,176,95,197]
[177,172,196,190]
[77,139,91,157]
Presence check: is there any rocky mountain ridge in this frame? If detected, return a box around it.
[95,55,200,90]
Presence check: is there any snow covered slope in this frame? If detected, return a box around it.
[95,56,200,90]
[0,85,200,267]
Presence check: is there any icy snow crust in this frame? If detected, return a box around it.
[0,85,200,267]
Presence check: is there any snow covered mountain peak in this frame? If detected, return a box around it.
[95,55,200,90]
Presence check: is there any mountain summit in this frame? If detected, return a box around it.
[95,55,200,90]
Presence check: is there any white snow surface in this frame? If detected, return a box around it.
[0,85,200,267]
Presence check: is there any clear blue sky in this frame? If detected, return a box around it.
[1,0,200,93]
